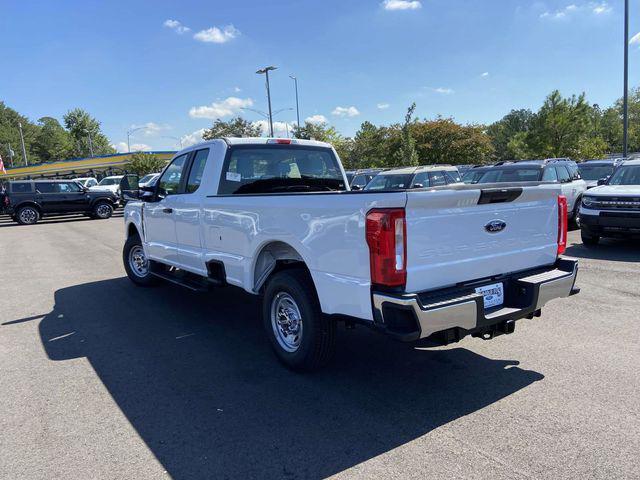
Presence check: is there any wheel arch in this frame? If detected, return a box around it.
[252,240,311,294]
[14,201,42,215]
[126,222,140,239]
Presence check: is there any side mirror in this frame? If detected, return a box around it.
[412,183,424,189]
[597,177,608,186]
[351,184,362,191]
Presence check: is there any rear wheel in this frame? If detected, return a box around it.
[123,234,158,286]
[16,206,40,225]
[92,201,113,219]
[581,229,600,246]
[262,269,336,372]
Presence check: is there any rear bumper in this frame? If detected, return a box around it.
[371,257,579,343]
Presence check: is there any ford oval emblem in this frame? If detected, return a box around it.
[485,220,507,233]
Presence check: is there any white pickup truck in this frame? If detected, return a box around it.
[123,138,579,371]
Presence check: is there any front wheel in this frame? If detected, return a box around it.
[123,234,158,286]
[262,269,336,372]
[581,229,600,246]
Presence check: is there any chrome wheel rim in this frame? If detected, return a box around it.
[270,292,303,353]
[96,204,111,218]
[20,208,37,224]
[128,245,149,277]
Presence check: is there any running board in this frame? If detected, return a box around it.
[149,264,210,292]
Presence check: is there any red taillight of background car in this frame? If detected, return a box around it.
[366,208,406,288]
[557,195,568,255]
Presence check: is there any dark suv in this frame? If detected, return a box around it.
[5,180,119,225]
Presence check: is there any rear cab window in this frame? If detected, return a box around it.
[186,149,209,193]
[218,145,346,194]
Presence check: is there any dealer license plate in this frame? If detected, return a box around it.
[475,282,504,309]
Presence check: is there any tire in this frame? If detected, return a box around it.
[571,202,581,229]
[263,269,336,372]
[16,205,40,225]
[123,234,158,286]
[581,229,600,246]
[92,201,113,219]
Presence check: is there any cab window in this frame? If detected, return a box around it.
[35,182,56,193]
[158,154,188,197]
[186,149,209,194]
[429,171,447,186]
[58,182,81,193]
[555,166,571,183]
[542,167,558,182]
[411,172,430,188]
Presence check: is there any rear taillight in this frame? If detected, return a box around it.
[366,208,406,288]
[557,195,568,255]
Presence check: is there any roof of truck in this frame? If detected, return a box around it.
[222,137,332,148]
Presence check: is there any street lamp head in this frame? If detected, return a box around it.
[289,74,296,80]
[256,65,277,74]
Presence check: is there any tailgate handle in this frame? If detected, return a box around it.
[478,188,523,205]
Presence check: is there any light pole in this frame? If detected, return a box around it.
[79,129,94,157]
[162,135,183,149]
[18,122,28,166]
[3,144,15,167]
[289,75,301,128]
[256,66,277,137]
[623,0,629,158]
[127,126,146,153]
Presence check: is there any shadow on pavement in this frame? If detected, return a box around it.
[566,238,640,263]
[0,212,123,227]
[37,278,543,479]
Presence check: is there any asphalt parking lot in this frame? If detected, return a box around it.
[1,213,639,479]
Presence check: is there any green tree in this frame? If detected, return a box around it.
[486,109,534,160]
[63,108,114,157]
[126,152,167,175]
[393,103,419,167]
[0,102,41,166]
[350,121,399,169]
[33,117,72,162]
[291,120,355,165]
[202,117,262,139]
[411,117,494,164]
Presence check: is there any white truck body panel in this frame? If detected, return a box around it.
[125,139,567,323]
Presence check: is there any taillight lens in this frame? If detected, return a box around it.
[557,195,568,255]
[366,208,406,288]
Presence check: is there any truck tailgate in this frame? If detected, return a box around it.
[404,184,561,293]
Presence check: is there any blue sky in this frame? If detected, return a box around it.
[1,0,638,151]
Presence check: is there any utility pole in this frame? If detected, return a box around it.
[18,122,28,166]
[87,133,94,157]
[256,66,277,137]
[289,75,301,128]
[623,0,629,158]
[127,126,145,153]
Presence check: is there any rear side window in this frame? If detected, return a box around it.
[10,182,33,193]
[411,172,430,188]
[555,166,571,183]
[351,174,368,189]
[219,146,345,194]
[365,174,413,191]
[542,167,558,182]
[35,182,56,193]
[429,171,447,186]
[444,171,461,183]
[186,149,209,193]
[479,168,542,183]
[58,182,81,193]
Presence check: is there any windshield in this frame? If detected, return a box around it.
[608,165,640,186]
[98,177,120,186]
[218,146,345,194]
[578,164,614,181]
[478,168,542,183]
[139,174,156,184]
[364,174,414,190]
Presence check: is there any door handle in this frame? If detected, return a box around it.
[162,208,173,214]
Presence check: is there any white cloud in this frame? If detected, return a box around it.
[377,103,390,110]
[481,72,490,78]
[181,129,207,148]
[631,32,640,47]
[163,19,191,34]
[233,86,242,92]
[305,114,327,124]
[193,25,240,44]
[189,97,254,119]
[433,87,454,95]
[382,0,422,11]
[540,2,611,20]
[253,120,296,137]
[331,106,360,117]
[112,142,151,153]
